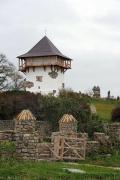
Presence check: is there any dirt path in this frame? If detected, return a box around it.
[63,162,120,171]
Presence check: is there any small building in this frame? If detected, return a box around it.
[92,86,101,98]
[17,36,72,95]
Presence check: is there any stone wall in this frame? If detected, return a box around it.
[77,133,88,140]
[86,141,100,155]
[0,112,120,161]
[94,132,109,144]
[108,123,120,142]
[15,132,39,160]
[36,121,52,137]
[0,120,52,137]
[0,120,14,130]
[15,118,36,133]
[0,130,15,141]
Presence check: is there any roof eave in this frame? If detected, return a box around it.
[17,54,72,60]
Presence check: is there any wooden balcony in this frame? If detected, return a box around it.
[18,57,71,72]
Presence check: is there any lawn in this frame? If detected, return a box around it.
[82,153,120,167]
[0,156,120,179]
[91,98,120,121]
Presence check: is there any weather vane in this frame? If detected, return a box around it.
[44,28,47,36]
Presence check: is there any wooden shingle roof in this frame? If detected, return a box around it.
[16,109,36,121]
[59,114,77,123]
[17,36,71,60]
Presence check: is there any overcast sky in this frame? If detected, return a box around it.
[0,0,120,97]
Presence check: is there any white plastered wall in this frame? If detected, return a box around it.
[26,66,64,94]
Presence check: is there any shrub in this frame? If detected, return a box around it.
[86,116,104,137]
[0,141,16,158]
[0,90,104,136]
[0,91,40,120]
[111,106,120,122]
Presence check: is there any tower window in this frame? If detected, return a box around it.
[36,76,43,82]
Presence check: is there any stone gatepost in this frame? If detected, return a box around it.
[15,109,39,161]
[108,123,120,142]
[59,114,77,138]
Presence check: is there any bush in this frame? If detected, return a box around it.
[86,115,104,137]
[0,141,16,158]
[0,90,104,136]
[111,106,120,122]
[0,91,40,120]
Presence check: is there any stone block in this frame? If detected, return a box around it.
[77,133,88,140]
[86,141,100,155]
[108,123,120,142]
[22,149,28,153]
[94,132,108,144]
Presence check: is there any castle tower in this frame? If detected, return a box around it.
[17,36,72,94]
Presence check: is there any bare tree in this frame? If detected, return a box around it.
[0,54,15,90]
[0,53,34,91]
[10,70,25,90]
[11,72,34,91]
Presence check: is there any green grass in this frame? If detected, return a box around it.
[82,153,120,167]
[0,157,120,179]
[91,98,120,121]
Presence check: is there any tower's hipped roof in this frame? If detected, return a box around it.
[17,36,71,60]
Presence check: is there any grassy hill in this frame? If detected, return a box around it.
[91,98,120,121]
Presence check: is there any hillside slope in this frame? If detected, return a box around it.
[91,98,120,121]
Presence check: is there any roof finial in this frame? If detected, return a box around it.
[44,28,47,36]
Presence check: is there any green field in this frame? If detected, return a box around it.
[0,154,120,179]
[91,98,120,121]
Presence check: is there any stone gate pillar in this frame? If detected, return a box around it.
[108,123,120,142]
[15,109,39,160]
[59,114,77,138]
